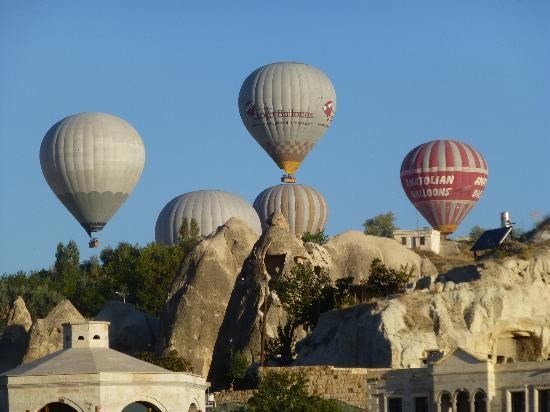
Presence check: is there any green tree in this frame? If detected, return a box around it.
[226,350,249,389]
[53,241,81,300]
[362,212,398,238]
[247,370,341,412]
[178,218,201,253]
[301,230,329,245]
[265,322,295,363]
[134,242,183,315]
[362,258,412,298]
[469,225,485,241]
[133,349,193,372]
[271,262,332,332]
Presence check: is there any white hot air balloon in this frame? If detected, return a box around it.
[239,62,336,182]
[155,190,262,245]
[253,184,328,235]
[40,112,145,247]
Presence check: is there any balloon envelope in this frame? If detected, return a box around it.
[238,62,336,175]
[40,112,145,236]
[155,190,262,245]
[400,139,488,235]
[254,184,328,235]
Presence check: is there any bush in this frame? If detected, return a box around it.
[301,230,329,245]
[133,349,193,372]
[227,350,250,389]
[247,370,341,412]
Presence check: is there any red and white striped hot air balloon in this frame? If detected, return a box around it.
[400,139,488,236]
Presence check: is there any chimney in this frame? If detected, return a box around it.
[62,321,110,349]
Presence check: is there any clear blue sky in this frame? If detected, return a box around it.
[1,0,549,274]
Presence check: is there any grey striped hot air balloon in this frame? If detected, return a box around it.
[238,62,336,177]
[253,184,328,235]
[40,112,145,238]
[155,190,262,245]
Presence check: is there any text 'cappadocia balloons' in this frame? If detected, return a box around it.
[238,62,336,178]
[155,190,262,245]
[40,112,146,238]
[400,139,488,235]
[254,184,328,235]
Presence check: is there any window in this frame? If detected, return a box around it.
[415,396,428,412]
[540,389,550,412]
[77,336,84,340]
[511,391,525,412]
[388,397,402,412]
[93,335,100,340]
[419,236,425,246]
[401,237,407,245]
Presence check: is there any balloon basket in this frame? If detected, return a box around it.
[281,174,296,183]
[89,238,100,248]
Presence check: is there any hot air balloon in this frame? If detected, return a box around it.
[155,190,262,245]
[238,62,336,182]
[400,139,488,236]
[40,112,145,247]
[253,184,328,235]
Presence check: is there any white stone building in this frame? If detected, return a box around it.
[393,229,441,254]
[367,347,550,412]
[0,321,209,412]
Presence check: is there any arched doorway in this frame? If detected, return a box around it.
[39,403,78,412]
[122,401,162,412]
[456,390,470,412]
[474,390,487,412]
[439,392,452,412]
[188,403,199,412]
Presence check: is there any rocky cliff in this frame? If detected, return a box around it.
[295,245,550,368]
[160,213,438,383]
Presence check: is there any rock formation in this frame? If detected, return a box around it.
[95,300,159,353]
[295,246,550,368]
[23,299,84,363]
[323,231,437,282]
[0,296,32,372]
[161,213,436,385]
[159,218,260,378]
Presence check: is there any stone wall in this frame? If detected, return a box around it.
[213,365,377,409]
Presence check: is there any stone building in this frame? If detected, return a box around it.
[393,229,441,254]
[369,347,550,411]
[0,321,208,412]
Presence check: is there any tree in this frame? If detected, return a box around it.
[271,262,332,332]
[247,370,341,412]
[53,241,81,299]
[178,218,201,253]
[301,230,329,245]
[265,322,295,364]
[226,350,249,389]
[133,349,193,372]
[362,258,412,298]
[362,212,398,238]
[469,225,485,241]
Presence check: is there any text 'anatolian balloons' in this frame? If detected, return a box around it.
[400,139,488,235]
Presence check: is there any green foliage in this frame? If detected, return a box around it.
[265,322,295,364]
[362,258,412,298]
[362,212,398,238]
[271,262,332,332]
[1,237,191,324]
[227,350,250,388]
[301,230,329,245]
[133,349,193,372]
[469,225,485,241]
[247,370,342,412]
[178,218,201,253]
